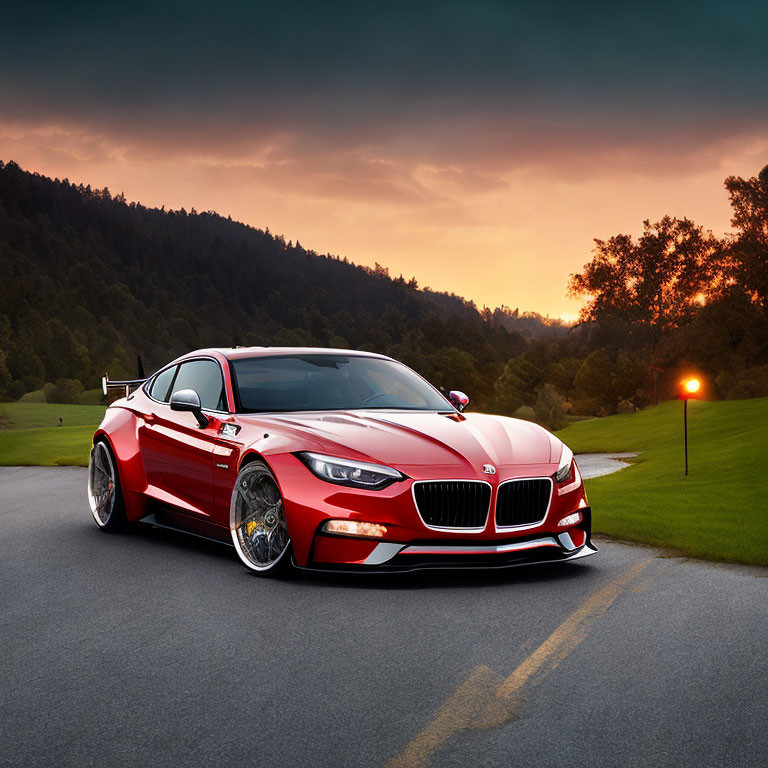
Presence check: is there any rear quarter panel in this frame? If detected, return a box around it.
[94,405,149,521]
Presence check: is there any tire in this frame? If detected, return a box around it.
[230,461,292,575]
[87,439,127,531]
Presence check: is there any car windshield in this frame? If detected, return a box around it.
[231,354,451,413]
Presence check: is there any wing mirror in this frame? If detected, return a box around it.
[170,389,209,428]
[448,390,469,412]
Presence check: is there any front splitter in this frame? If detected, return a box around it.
[296,541,598,574]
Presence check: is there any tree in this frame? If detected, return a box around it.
[0,348,11,392]
[512,405,536,422]
[46,378,85,404]
[494,357,541,416]
[534,383,567,430]
[569,217,723,331]
[725,165,768,311]
[572,349,613,415]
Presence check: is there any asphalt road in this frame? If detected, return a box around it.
[1,467,767,768]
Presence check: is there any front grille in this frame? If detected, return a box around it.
[495,479,552,527]
[413,481,491,529]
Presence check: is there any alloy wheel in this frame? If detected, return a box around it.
[230,462,291,572]
[88,441,117,527]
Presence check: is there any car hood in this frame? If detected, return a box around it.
[240,410,561,472]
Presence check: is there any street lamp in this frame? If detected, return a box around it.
[679,377,702,476]
[683,378,700,396]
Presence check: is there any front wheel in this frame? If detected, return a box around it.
[87,440,127,531]
[230,461,292,575]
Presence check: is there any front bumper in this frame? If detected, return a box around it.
[269,453,595,571]
[298,531,597,573]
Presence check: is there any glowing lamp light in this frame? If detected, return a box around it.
[678,377,702,401]
[683,378,700,395]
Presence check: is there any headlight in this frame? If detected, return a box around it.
[297,452,405,489]
[554,444,574,485]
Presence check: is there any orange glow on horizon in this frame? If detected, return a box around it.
[2,122,759,317]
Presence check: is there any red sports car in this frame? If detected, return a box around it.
[88,347,596,574]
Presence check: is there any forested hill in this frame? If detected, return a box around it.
[0,160,538,406]
[4,160,767,421]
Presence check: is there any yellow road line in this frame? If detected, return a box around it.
[387,558,653,768]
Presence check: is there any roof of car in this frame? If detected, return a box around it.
[188,347,393,362]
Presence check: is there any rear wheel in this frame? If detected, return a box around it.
[87,440,127,531]
[230,461,292,574]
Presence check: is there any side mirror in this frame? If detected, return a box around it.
[170,389,209,428]
[448,390,469,412]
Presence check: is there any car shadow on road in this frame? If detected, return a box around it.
[293,562,596,591]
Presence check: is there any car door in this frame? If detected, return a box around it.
[139,358,227,517]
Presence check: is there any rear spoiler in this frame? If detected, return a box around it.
[102,373,147,397]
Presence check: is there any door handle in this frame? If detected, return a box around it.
[141,413,156,425]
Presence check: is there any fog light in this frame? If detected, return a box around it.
[557,512,582,527]
[323,520,388,538]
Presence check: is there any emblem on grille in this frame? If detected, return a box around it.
[482,464,497,475]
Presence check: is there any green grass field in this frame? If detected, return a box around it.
[0,402,105,466]
[0,402,106,429]
[0,425,98,467]
[555,397,768,567]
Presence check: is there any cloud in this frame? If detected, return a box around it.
[2,1,768,316]
[2,0,768,177]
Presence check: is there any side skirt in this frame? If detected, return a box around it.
[139,510,234,547]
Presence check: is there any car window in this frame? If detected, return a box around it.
[364,368,433,408]
[149,365,177,402]
[170,359,227,411]
[231,355,449,412]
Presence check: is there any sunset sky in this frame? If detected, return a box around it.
[2,1,767,318]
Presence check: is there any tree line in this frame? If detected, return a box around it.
[1,159,767,427]
[486,166,768,425]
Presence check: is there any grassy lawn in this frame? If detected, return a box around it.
[1,402,106,429]
[555,398,768,567]
[0,403,106,466]
[0,425,97,467]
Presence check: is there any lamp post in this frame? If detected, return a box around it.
[679,378,701,476]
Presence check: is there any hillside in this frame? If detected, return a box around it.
[556,398,768,567]
[0,160,566,407]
